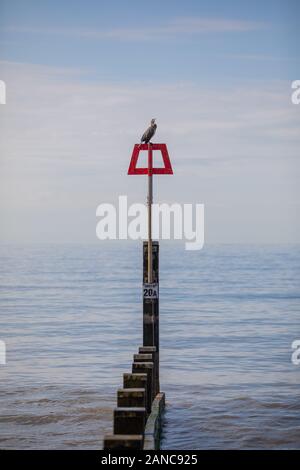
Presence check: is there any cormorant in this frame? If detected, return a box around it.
[140,118,157,144]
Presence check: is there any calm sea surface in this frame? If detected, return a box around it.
[0,243,299,449]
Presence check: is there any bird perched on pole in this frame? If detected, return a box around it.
[140,118,157,144]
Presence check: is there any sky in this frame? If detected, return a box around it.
[0,0,299,243]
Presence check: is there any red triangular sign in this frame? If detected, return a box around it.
[128,143,173,175]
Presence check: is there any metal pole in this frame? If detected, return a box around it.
[147,144,153,284]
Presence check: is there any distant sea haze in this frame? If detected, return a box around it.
[0,243,299,449]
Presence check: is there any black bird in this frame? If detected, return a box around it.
[140,118,157,144]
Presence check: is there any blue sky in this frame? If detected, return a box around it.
[0,0,299,243]
[1,0,299,82]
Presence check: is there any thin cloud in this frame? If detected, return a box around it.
[3,17,267,41]
[1,61,299,243]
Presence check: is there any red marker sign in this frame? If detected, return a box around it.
[128,143,173,175]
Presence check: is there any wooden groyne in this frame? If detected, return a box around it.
[103,143,173,450]
[103,241,165,450]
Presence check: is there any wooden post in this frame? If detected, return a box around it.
[134,353,157,397]
[103,435,143,450]
[143,241,159,394]
[139,346,157,354]
[123,373,149,414]
[114,408,146,435]
[133,353,153,362]
[138,346,158,396]
[132,362,154,413]
[117,388,146,408]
